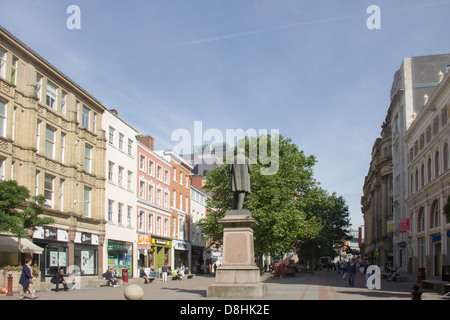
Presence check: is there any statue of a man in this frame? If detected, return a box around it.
[229,148,252,210]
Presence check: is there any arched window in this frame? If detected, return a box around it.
[429,199,440,229]
[435,151,440,177]
[443,143,449,171]
[415,168,419,192]
[420,163,425,188]
[427,157,432,183]
[417,207,424,232]
[410,174,414,196]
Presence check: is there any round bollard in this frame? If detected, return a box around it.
[124,284,144,300]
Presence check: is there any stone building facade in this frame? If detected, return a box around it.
[0,26,107,280]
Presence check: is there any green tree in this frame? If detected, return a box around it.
[199,134,322,257]
[297,188,352,266]
[0,180,54,259]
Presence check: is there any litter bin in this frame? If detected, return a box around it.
[417,267,426,284]
[122,269,129,284]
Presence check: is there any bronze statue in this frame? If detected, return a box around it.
[229,148,252,210]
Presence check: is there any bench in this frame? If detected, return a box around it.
[136,277,156,284]
[381,273,390,279]
[187,274,195,279]
[421,280,449,294]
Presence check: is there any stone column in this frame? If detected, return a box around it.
[207,210,267,298]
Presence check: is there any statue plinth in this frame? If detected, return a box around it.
[207,210,267,298]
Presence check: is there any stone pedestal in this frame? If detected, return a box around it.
[207,210,267,298]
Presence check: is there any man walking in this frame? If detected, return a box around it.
[347,259,357,287]
[162,263,168,282]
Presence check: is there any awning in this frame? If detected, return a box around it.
[0,235,44,254]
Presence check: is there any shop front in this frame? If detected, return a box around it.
[32,227,69,281]
[191,245,205,274]
[151,237,171,270]
[107,240,133,277]
[74,232,98,277]
[173,240,190,270]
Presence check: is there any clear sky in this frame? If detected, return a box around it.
[2,0,450,229]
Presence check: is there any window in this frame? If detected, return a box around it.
[427,157,432,183]
[11,56,17,85]
[164,218,169,237]
[156,216,161,235]
[35,74,43,100]
[148,214,153,233]
[127,206,132,226]
[185,176,189,188]
[429,200,440,229]
[179,217,184,239]
[127,139,133,156]
[435,151,440,178]
[60,91,67,115]
[118,133,124,150]
[118,166,123,186]
[84,144,92,173]
[156,189,161,206]
[444,143,449,171]
[108,161,114,181]
[59,179,65,211]
[45,125,56,159]
[139,154,145,170]
[148,160,154,176]
[60,133,66,163]
[173,190,176,207]
[139,210,144,231]
[185,196,188,212]
[0,158,5,180]
[157,165,162,180]
[83,187,91,217]
[81,105,89,129]
[421,163,425,188]
[417,208,424,232]
[172,217,176,238]
[108,200,113,221]
[179,193,183,210]
[164,191,169,208]
[148,184,153,203]
[0,100,6,137]
[180,172,183,185]
[127,171,132,190]
[173,168,177,181]
[108,126,114,144]
[118,203,123,224]
[44,174,55,208]
[0,49,6,79]
[139,180,145,199]
[46,82,57,109]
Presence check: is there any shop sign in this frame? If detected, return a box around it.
[173,240,190,250]
[431,234,441,242]
[33,227,68,242]
[75,232,99,245]
[138,234,151,249]
[152,238,171,246]
[399,219,410,232]
[387,220,395,233]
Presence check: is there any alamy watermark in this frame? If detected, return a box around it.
[366,265,381,289]
[171,121,280,175]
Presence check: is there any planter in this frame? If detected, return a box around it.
[1,270,41,293]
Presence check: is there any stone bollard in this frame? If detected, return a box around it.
[123,284,144,300]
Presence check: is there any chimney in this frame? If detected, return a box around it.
[137,134,155,150]
[110,109,119,117]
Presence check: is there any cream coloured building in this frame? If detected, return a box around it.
[0,25,107,282]
[405,67,450,277]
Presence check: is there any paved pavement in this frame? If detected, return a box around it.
[0,270,448,301]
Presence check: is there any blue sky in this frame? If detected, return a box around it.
[2,0,450,229]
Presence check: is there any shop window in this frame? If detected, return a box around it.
[74,246,97,275]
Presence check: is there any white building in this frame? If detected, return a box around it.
[102,109,139,278]
[404,67,450,277]
[388,54,450,271]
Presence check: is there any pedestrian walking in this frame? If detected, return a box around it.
[347,259,357,287]
[18,257,37,299]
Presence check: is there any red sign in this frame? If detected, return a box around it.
[399,219,410,232]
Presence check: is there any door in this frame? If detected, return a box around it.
[434,242,441,276]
